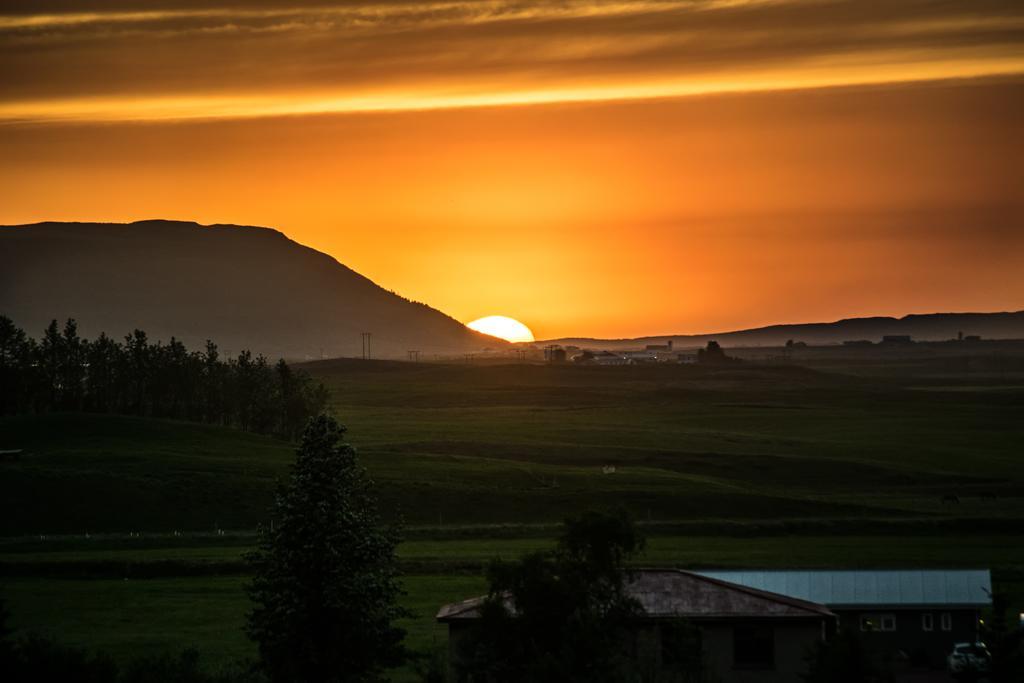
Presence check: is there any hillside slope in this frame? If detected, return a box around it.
[0,220,501,359]
[546,311,1024,350]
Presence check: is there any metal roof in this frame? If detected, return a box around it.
[694,570,992,608]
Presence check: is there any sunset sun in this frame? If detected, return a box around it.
[466,315,535,343]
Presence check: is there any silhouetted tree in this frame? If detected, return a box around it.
[696,340,732,364]
[38,319,64,409]
[802,628,892,683]
[122,329,151,414]
[0,318,328,438]
[60,319,87,410]
[201,340,228,425]
[85,333,120,413]
[984,593,1024,683]
[246,416,407,683]
[457,509,646,682]
[0,316,34,414]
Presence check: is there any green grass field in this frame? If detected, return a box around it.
[2,358,1022,679]
[3,360,1023,534]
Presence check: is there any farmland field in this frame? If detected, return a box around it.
[2,356,1023,678]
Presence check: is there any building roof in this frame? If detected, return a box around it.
[437,569,834,622]
[695,570,992,608]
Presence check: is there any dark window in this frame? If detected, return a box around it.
[941,613,952,631]
[922,613,934,631]
[661,621,703,674]
[733,626,774,669]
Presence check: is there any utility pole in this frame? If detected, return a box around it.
[361,332,372,360]
[407,350,420,362]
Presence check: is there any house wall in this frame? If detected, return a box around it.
[700,621,822,683]
[447,622,471,682]
[834,608,979,668]
[446,619,824,682]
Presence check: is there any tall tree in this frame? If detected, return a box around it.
[60,319,87,411]
[0,316,33,414]
[458,509,646,683]
[85,333,120,414]
[38,319,64,409]
[122,329,151,415]
[246,416,407,683]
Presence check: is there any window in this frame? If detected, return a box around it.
[661,622,703,673]
[922,613,934,631]
[860,614,896,632]
[733,626,774,669]
[941,613,953,631]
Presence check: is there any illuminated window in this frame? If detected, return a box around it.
[922,613,934,631]
[860,614,895,632]
[941,613,953,631]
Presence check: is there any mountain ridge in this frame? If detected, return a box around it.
[540,311,1024,350]
[0,219,503,359]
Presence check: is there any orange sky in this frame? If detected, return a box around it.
[1,1,1022,339]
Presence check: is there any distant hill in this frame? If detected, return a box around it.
[0,220,502,359]
[543,311,1024,351]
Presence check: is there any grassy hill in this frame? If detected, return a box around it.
[0,413,292,535]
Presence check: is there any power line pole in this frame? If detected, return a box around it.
[361,332,373,360]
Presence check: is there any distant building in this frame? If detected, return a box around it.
[881,335,913,344]
[698,569,991,668]
[591,351,629,366]
[645,340,674,352]
[545,346,567,363]
[963,335,982,342]
[438,569,835,683]
[677,352,698,364]
[623,349,660,363]
[843,340,874,347]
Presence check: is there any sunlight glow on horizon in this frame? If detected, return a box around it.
[466,316,536,343]
[2,0,1021,338]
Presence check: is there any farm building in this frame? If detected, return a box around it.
[437,569,836,682]
[697,569,992,668]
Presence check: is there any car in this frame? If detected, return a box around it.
[947,642,992,676]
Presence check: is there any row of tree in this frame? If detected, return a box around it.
[0,316,328,440]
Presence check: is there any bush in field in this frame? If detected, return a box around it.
[457,509,647,683]
[0,633,118,683]
[246,416,407,683]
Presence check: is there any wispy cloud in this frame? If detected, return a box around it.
[2,0,1022,122]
